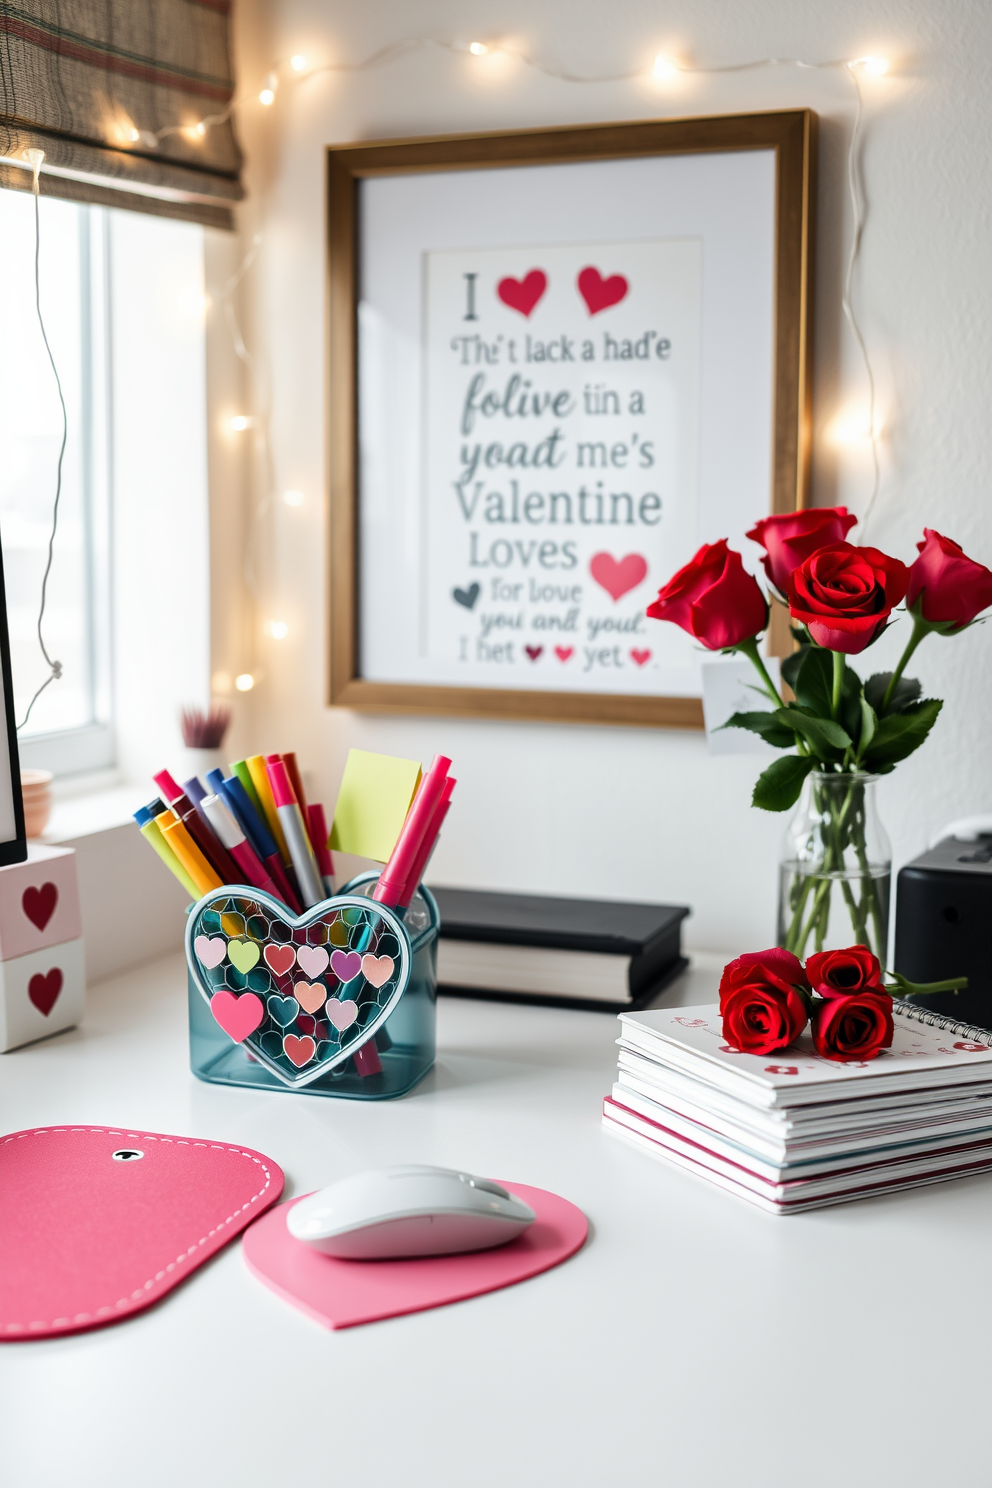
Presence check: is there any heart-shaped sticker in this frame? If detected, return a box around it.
[577,266,628,315]
[210,990,264,1042]
[325,997,359,1032]
[22,882,58,932]
[294,980,327,1015]
[264,943,296,976]
[228,940,261,974]
[28,969,62,1016]
[195,935,227,969]
[297,944,329,979]
[589,551,648,601]
[186,890,411,1088]
[330,949,362,983]
[497,269,547,318]
[361,954,394,989]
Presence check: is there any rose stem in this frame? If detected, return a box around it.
[735,635,783,707]
[881,615,930,711]
[831,650,845,721]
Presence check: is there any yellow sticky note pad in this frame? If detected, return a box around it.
[329,750,423,863]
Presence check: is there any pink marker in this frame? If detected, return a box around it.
[266,757,325,907]
[373,754,452,907]
[399,777,455,908]
[307,803,335,897]
[200,794,284,903]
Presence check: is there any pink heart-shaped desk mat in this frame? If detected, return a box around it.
[0,1126,284,1340]
[242,1182,587,1329]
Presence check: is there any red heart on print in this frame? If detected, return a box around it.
[524,645,543,662]
[210,990,264,1042]
[554,646,574,662]
[22,883,58,932]
[28,969,63,1017]
[497,270,547,318]
[283,1034,317,1068]
[264,943,296,977]
[577,266,628,315]
[629,648,651,667]
[589,552,648,601]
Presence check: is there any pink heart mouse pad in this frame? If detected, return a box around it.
[0,1126,284,1340]
[242,1182,587,1329]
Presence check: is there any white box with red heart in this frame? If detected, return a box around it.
[0,845,85,1051]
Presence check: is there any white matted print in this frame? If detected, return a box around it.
[422,239,701,690]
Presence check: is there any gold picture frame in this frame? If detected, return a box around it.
[328,110,816,729]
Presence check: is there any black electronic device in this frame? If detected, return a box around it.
[894,835,992,1030]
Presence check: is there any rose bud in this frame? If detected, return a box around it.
[905,529,992,632]
[719,948,810,1054]
[811,991,894,1062]
[787,542,909,654]
[805,945,885,999]
[647,540,768,650]
[746,506,857,596]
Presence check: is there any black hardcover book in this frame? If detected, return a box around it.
[429,886,690,1012]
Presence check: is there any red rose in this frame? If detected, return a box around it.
[811,992,894,1062]
[787,542,910,654]
[747,507,858,595]
[805,945,885,999]
[905,529,992,632]
[719,948,810,1054]
[647,540,768,650]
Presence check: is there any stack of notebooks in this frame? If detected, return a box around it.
[430,887,689,1011]
[602,1001,992,1213]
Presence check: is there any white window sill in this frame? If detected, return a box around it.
[41,779,146,844]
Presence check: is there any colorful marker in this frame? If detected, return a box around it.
[200,794,284,902]
[399,776,455,908]
[209,771,302,913]
[307,802,335,896]
[265,757,324,907]
[155,811,222,898]
[245,754,291,866]
[153,769,240,884]
[373,754,452,907]
[133,801,199,899]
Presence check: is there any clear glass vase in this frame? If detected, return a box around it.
[777,772,892,962]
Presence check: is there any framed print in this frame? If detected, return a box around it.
[328,111,816,729]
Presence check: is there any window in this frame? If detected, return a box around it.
[0,190,113,773]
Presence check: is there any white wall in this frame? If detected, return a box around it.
[221,0,992,953]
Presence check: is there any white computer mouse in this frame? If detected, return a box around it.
[286,1164,537,1259]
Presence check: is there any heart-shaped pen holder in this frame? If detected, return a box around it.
[185,874,439,1100]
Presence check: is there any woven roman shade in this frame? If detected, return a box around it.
[0,0,243,229]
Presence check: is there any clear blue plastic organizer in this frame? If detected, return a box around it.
[185,872,439,1100]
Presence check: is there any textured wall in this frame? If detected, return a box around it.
[223,0,992,951]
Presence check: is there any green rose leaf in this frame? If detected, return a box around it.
[788,646,834,716]
[864,671,923,716]
[861,698,943,767]
[752,754,816,812]
[773,706,852,757]
[857,695,878,758]
[721,711,797,748]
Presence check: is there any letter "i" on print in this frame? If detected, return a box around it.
[463,273,478,321]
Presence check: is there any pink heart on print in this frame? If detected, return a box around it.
[22,882,58,931]
[589,552,648,602]
[330,950,362,983]
[283,1034,317,1069]
[210,990,265,1043]
[629,648,651,667]
[28,969,62,1016]
[194,935,228,970]
[524,645,543,662]
[264,943,296,976]
[325,998,359,1032]
[294,980,327,1015]
[577,266,628,315]
[297,944,329,979]
[497,270,547,318]
[361,954,394,989]
[554,646,574,662]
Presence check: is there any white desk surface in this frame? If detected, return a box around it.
[2,952,989,1488]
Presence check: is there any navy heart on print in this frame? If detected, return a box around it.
[452,583,481,610]
[186,889,411,1089]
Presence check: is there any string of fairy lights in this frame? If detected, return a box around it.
[12,35,894,704]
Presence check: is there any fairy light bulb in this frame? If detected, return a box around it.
[852,55,890,75]
[268,620,289,640]
[290,54,307,72]
[283,489,304,507]
[259,72,278,105]
[652,53,679,79]
[229,414,253,432]
[468,41,488,56]
[235,673,255,692]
